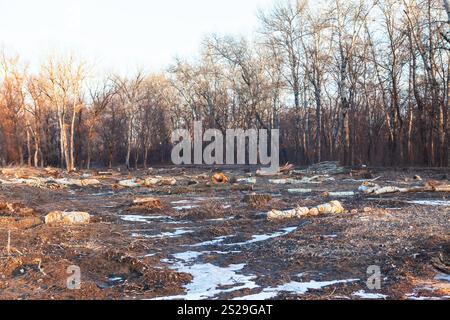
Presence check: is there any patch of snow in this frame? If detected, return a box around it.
[92,191,115,197]
[235,279,359,300]
[234,291,278,300]
[226,227,297,246]
[155,251,258,300]
[405,200,450,207]
[192,197,224,202]
[191,236,233,247]
[173,251,204,262]
[171,197,223,205]
[166,220,191,225]
[208,217,234,222]
[144,253,156,257]
[171,200,191,205]
[407,296,450,300]
[158,263,258,300]
[108,276,123,282]
[120,215,172,223]
[132,228,194,239]
[173,205,200,211]
[352,290,387,299]
[435,273,450,282]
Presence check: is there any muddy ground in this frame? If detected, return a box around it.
[0,165,448,300]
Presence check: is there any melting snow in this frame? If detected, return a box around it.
[132,228,194,239]
[120,215,172,223]
[155,251,258,300]
[226,227,297,246]
[191,236,233,247]
[171,200,191,205]
[173,205,200,211]
[108,276,123,282]
[435,273,450,282]
[144,253,156,257]
[235,279,359,300]
[407,296,450,300]
[172,251,204,261]
[352,290,387,299]
[405,200,450,207]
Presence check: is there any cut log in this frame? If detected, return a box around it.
[316,200,345,214]
[373,186,409,195]
[323,191,356,197]
[270,175,334,185]
[267,201,345,220]
[211,173,228,184]
[118,179,140,187]
[143,177,176,186]
[45,211,90,225]
[98,171,113,176]
[359,180,450,195]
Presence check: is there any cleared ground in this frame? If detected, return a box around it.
[0,165,448,300]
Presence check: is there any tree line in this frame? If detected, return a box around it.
[1,0,449,170]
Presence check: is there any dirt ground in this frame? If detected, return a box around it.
[0,165,448,300]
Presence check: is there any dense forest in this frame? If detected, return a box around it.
[1,0,449,170]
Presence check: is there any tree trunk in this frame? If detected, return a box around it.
[125,115,133,169]
[69,104,77,172]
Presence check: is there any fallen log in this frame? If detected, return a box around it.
[425,180,450,192]
[118,179,141,188]
[323,191,356,198]
[256,163,294,176]
[98,171,113,176]
[359,181,450,195]
[270,175,334,185]
[372,186,409,195]
[6,177,100,188]
[45,211,90,225]
[267,200,344,220]
[0,216,42,230]
[143,176,177,186]
[129,197,165,212]
[279,163,295,173]
[435,185,450,192]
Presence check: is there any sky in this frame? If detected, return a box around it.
[0,0,275,75]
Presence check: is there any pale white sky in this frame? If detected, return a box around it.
[0,0,275,75]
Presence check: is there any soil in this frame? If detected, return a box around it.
[0,166,448,300]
